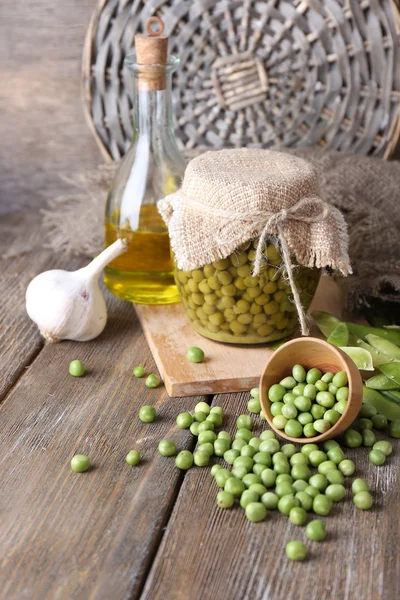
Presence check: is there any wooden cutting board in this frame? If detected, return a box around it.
[134,276,344,397]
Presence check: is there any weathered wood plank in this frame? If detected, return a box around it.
[141,392,400,600]
[0,297,208,599]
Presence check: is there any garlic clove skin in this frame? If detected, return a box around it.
[25,238,128,342]
[26,270,107,342]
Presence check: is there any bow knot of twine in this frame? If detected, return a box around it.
[183,194,330,336]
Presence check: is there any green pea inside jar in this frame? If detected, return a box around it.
[174,238,320,345]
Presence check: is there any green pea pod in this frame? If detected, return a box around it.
[379,362,400,387]
[365,334,400,361]
[327,323,349,347]
[355,339,393,367]
[312,311,341,338]
[365,373,400,390]
[384,325,400,330]
[381,390,400,407]
[346,323,400,346]
[340,347,374,371]
[362,386,400,421]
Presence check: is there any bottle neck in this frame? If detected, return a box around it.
[132,73,173,135]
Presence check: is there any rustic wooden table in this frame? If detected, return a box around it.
[1,2,399,599]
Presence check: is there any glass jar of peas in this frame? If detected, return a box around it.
[174,238,320,344]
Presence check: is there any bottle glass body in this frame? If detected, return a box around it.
[104,56,185,304]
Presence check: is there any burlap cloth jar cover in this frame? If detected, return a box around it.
[158,149,351,336]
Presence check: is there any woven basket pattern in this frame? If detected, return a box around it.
[82,0,400,162]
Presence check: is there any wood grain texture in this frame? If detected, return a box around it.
[0,298,208,599]
[142,391,400,600]
[134,276,344,397]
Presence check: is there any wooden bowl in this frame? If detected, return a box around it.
[260,337,363,444]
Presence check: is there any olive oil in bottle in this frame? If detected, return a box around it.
[104,18,185,304]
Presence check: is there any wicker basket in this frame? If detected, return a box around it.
[82,0,400,162]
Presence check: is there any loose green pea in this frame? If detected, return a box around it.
[327,447,345,464]
[133,365,145,378]
[272,451,288,464]
[190,422,200,436]
[268,384,286,402]
[359,418,373,431]
[324,409,341,425]
[336,387,349,402]
[175,450,194,470]
[217,490,234,508]
[316,391,335,409]
[225,477,245,497]
[158,440,177,457]
[69,360,85,377]
[372,414,388,430]
[289,506,308,525]
[369,449,386,466]
[260,430,276,440]
[253,451,271,466]
[245,502,267,522]
[306,368,322,385]
[308,450,327,467]
[278,494,300,515]
[329,384,338,395]
[210,406,224,417]
[303,384,317,400]
[314,420,332,434]
[250,387,260,398]
[261,492,279,509]
[304,485,319,499]
[295,491,313,511]
[273,415,288,430]
[301,444,319,456]
[353,491,373,510]
[298,412,313,425]
[215,468,233,487]
[274,461,291,475]
[139,405,156,423]
[315,380,328,392]
[145,374,161,388]
[338,459,355,475]
[193,411,207,423]
[359,404,378,418]
[292,364,306,383]
[240,490,260,508]
[313,494,333,516]
[194,450,210,467]
[293,383,307,397]
[187,346,205,363]
[352,478,369,494]
[283,392,296,405]
[281,443,296,458]
[195,401,210,415]
[309,474,328,491]
[211,464,222,476]
[270,402,284,417]
[233,456,254,472]
[280,376,297,389]
[306,519,326,541]
[286,540,307,561]
[230,465,245,480]
[344,429,362,448]
[248,483,267,497]
[326,470,344,485]
[237,415,253,430]
[323,440,340,452]
[321,372,334,383]
[214,438,230,457]
[259,439,280,454]
[242,473,261,488]
[235,428,253,443]
[276,474,293,485]
[261,468,277,488]
[249,437,262,451]
[71,454,90,472]
[311,405,326,420]
[389,420,400,438]
[281,404,298,420]
[362,429,376,447]
[176,412,193,428]
[332,371,348,388]
[373,440,393,456]
[198,420,214,433]
[248,398,261,413]
[291,464,311,481]
[294,396,312,412]
[292,479,308,493]
[241,444,257,458]
[198,431,217,445]
[207,413,223,427]
[275,482,295,497]
[232,439,246,451]
[218,431,232,444]
[253,463,267,476]
[325,483,345,502]
[318,461,337,475]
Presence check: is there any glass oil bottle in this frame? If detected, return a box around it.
[104,18,186,304]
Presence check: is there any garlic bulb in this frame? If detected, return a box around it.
[26,238,128,342]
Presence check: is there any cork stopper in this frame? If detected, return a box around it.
[135,17,168,91]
